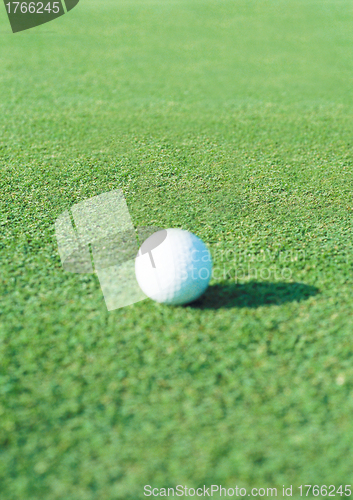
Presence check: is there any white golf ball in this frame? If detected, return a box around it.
[135,228,213,305]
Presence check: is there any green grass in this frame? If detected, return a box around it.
[1,0,353,498]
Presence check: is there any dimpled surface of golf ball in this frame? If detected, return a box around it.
[135,228,212,305]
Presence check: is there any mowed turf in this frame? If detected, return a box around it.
[1,0,353,498]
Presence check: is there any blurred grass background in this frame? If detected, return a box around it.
[1,0,353,498]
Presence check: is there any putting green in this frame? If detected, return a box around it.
[1,0,353,498]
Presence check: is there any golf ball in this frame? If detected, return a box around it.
[135,228,212,305]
